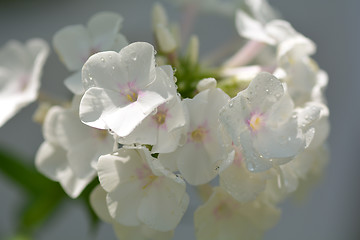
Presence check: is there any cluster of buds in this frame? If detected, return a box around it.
[0,1,329,239]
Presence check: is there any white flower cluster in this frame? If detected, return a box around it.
[17,1,330,239]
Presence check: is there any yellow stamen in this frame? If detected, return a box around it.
[249,115,262,132]
[142,175,158,189]
[191,127,206,142]
[154,112,166,125]
[126,92,138,102]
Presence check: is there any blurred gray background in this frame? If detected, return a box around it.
[0,0,359,239]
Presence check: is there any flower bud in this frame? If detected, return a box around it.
[186,35,199,65]
[155,24,177,53]
[152,2,168,30]
[196,78,217,92]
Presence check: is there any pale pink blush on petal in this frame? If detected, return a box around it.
[151,104,171,130]
[246,111,266,133]
[18,74,30,92]
[187,121,211,144]
[117,80,141,103]
[135,164,164,190]
[232,144,244,168]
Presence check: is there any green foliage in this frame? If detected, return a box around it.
[175,57,219,98]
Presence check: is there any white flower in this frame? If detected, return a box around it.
[219,72,312,172]
[116,65,187,154]
[0,39,48,127]
[158,88,234,185]
[194,187,280,240]
[35,104,93,198]
[97,147,189,232]
[90,185,174,240]
[263,144,329,204]
[274,35,319,105]
[118,88,187,153]
[48,96,114,178]
[235,0,315,51]
[53,12,128,94]
[79,42,176,139]
[280,145,329,194]
[219,144,272,202]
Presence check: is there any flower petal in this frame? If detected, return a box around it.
[138,177,189,231]
[64,71,84,95]
[53,25,91,71]
[87,12,124,50]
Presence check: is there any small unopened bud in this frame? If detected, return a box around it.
[155,24,177,53]
[186,35,199,64]
[152,2,168,30]
[196,78,217,92]
[33,102,52,124]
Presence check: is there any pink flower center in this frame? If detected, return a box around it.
[135,164,159,190]
[247,112,264,132]
[119,81,139,103]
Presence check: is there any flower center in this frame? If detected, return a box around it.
[142,175,158,189]
[213,201,232,220]
[126,91,138,103]
[191,127,207,142]
[153,111,166,125]
[247,113,263,132]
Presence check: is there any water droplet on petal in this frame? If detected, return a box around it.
[265,89,270,94]
[154,49,157,55]
[172,67,177,73]
[100,57,105,62]
[229,102,233,108]
[247,162,255,172]
[108,55,112,59]
[112,66,115,70]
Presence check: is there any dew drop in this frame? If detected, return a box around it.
[151,108,158,115]
[229,102,233,108]
[292,113,297,119]
[100,57,105,62]
[112,66,115,70]
[108,55,112,59]
[247,162,255,172]
[172,67,177,73]
[265,89,270,94]
[154,49,157,55]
